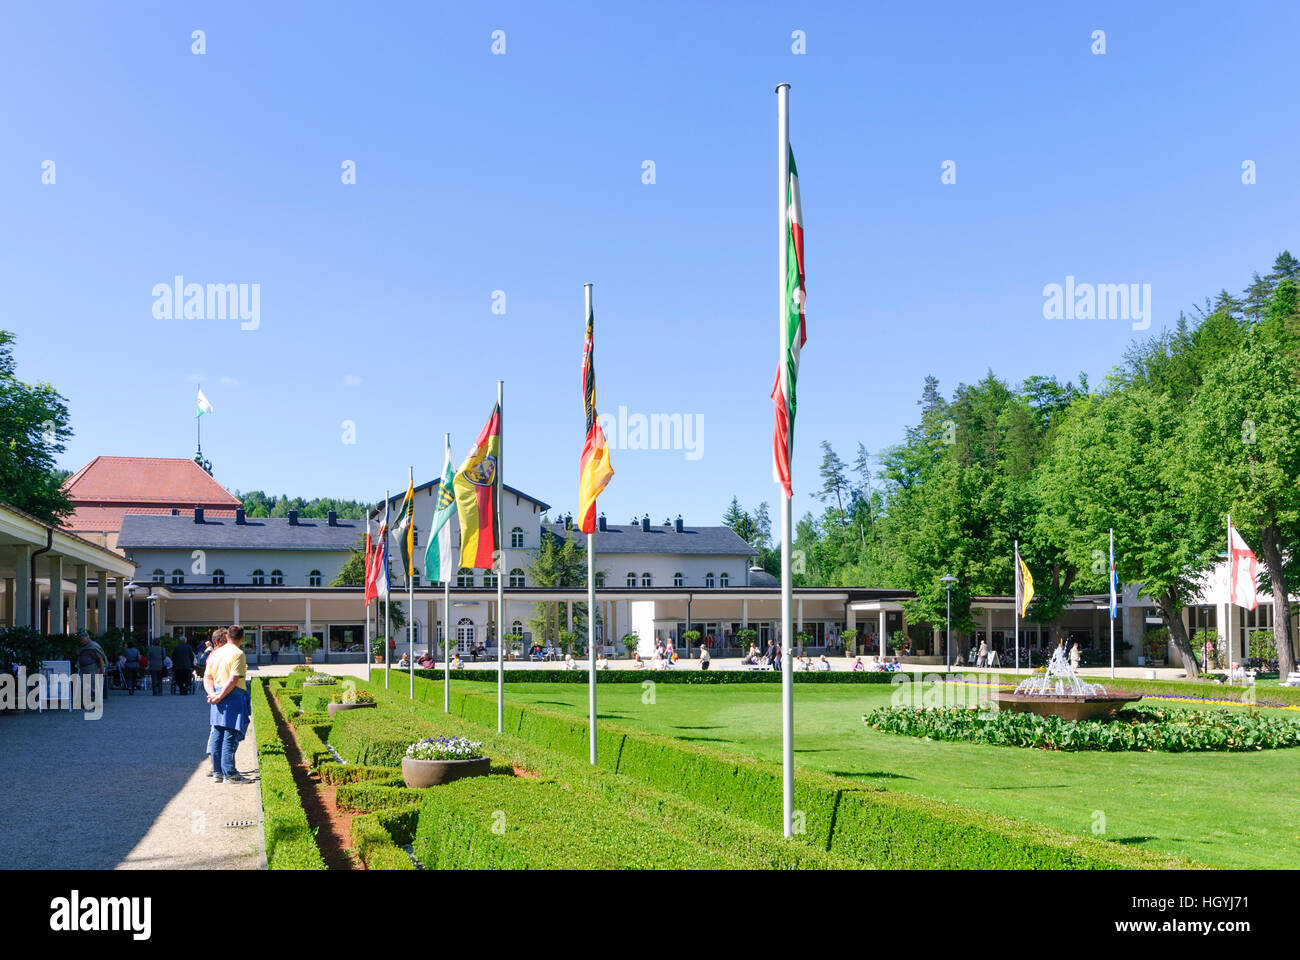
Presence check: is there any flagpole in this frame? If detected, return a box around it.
[1014,539,1020,673]
[776,80,794,840]
[585,283,599,765]
[408,465,415,700]
[496,379,505,734]
[444,432,451,714]
[384,489,391,689]
[1109,527,1116,681]
[1226,513,1232,684]
[196,383,201,456]
[365,513,372,684]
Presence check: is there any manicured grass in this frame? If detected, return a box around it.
[453,679,1300,869]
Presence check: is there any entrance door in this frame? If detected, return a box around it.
[456,618,475,654]
[262,628,299,663]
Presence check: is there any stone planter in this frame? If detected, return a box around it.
[401,755,491,788]
[326,701,377,718]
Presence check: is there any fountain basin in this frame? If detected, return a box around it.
[993,691,1143,722]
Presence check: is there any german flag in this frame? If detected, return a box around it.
[453,404,502,569]
[579,292,614,534]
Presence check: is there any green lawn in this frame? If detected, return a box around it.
[451,679,1300,869]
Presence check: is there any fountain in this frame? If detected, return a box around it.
[993,643,1142,721]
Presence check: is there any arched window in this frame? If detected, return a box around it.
[270,569,284,586]
[673,572,684,587]
[457,568,474,588]
[720,572,730,588]
[641,572,653,588]
[212,569,225,586]
[627,572,637,588]
[595,572,605,588]
[484,570,498,589]
[512,619,523,635]
[151,569,165,583]
[705,572,715,588]
[456,617,475,653]
[252,569,265,586]
[509,568,526,588]
[308,569,322,587]
[171,569,184,585]
[511,526,524,549]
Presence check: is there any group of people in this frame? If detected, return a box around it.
[851,655,902,672]
[739,639,785,670]
[79,633,198,696]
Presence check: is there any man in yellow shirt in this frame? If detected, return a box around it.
[205,624,252,784]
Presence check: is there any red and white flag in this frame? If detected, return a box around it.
[771,147,805,499]
[1228,523,1258,611]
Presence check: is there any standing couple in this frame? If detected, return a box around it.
[205,624,254,784]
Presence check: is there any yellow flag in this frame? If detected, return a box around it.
[1017,556,1035,617]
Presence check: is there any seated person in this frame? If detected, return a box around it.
[632,653,644,670]
[452,654,463,669]
[851,656,865,672]
[817,654,831,671]
[596,653,609,670]
[564,653,578,670]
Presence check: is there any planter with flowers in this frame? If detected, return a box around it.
[327,687,377,717]
[401,736,490,788]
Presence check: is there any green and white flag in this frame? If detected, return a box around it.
[425,435,457,584]
[196,387,214,418]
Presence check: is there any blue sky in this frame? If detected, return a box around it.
[2,1,1296,529]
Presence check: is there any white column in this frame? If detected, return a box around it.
[742,598,749,628]
[14,545,30,628]
[75,565,89,634]
[796,598,803,632]
[566,600,573,633]
[879,609,887,659]
[96,570,108,633]
[48,555,65,635]
[2,577,12,627]
[233,598,240,627]
[156,599,166,637]
[305,598,313,657]
[114,577,125,629]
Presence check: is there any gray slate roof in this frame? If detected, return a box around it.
[117,514,361,552]
[546,522,754,557]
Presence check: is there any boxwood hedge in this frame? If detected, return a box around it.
[251,679,326,870]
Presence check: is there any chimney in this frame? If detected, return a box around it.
[171,508,179,516]
[194,506,204,524]
[597,513,606,532]
[675,514,683,533]
[288,509,299,526]
[235,507,246,525]
[641,514,650,533]
[327,509,337,526]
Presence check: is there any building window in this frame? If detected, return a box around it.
[151,568,165,583]
[627,572,637,588]
[212,569,225,585]
[509,568,526,588]
[720,572,729,588]
[309,569,322,587]
[705,572,715,588]
[457,568,474,588]
[252,569,265,586]
[673,572,684,587]
[270,569,284,586]
[512,619,523,635]
[642,572,653,588]
[484,570,498,589]
[412,526,419,547]
[411,571,421,588]
[595,572,605,588]
[171,569,184,585]
[456,617,475,653]
[511,526,524,549]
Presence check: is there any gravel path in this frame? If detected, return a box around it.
[0,680,263,870]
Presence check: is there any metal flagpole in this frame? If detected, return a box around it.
[496,379,505,733]
[384,489,391,689]
[444,432,452,714]
[408,465,415,700]
[1014,539,1020,673]
[1226,513,1233,684]
[776,81,794,840]
[1109,527,1116,681]
[365,513,372,684]
[586,283,598,766]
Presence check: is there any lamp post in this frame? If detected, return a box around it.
[941,574,957,671]
[126,582,137,637]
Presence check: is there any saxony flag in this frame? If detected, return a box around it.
[196,387,214,418]
[392,476,416,578]
[771,146,805,499]
[453,404,502,570]
[425,436,457,583]
[578,294,613,534]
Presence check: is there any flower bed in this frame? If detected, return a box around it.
[863,706,1300,752]
[405,736,484,761]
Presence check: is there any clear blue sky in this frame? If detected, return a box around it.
[2,1,1295,527]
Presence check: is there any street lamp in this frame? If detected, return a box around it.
[940,574,957,671]
[125,582,138,636]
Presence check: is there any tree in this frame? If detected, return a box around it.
[331,537,367,586]
[525,524,588,645]
[0,331,73,523]
[1037,386,1213,676]
[1176,332,1300,678]
[816,440,850,516]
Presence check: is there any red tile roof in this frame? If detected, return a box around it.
[62,456,243,533]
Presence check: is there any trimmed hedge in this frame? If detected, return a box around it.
[251,679,326,870]
[381,673,1198,869]
[317,762,406,785]
[415,667,900,685]
[350,805,420,870]
[335,781,423,812]
[328,712,443,767]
